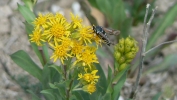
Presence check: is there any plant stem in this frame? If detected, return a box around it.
[38,47,47,66]
[145,40,177,55]
[66,80,73,100]
[130,4,157,99]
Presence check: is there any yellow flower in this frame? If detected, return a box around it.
[50,43,72,64]
[78,69,99,84]
[43,14,70,42]
[70,12,82,29]
[29,27,46,46]
[33,13,51,28]
[92,34,103,46]
[60,37,73,48]
[71,40,84,56]
[74,46,98,68]
[82,84,96,94]
[78,26,94,45]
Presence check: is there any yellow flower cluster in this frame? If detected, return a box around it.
[29,12,102,65]
[78,68,99,94]
[114,36,139,71]
[29,12,100,94]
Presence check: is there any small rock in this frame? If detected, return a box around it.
[0,5,13,17]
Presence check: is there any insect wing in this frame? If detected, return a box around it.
[102,27,120,35]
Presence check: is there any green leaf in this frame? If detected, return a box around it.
[143,54,177,76]
[42,44,50,63]
[97,47,107,57]
[112,72,126,100]
[96,0,108,15]
[106,66,113,94]
[95,64,107,94]
[152,92,162,100]
[113,65,128,82]
[120,18,132,38]
[49,83,58,89]
[111,0,126,29]
[18,3,35,24]
[27,90,40,100]
[73,92,84,100]
[147,3,177,50]
[49,65,62,75]
[40,89,55,100]
[42,63,61,88]
[54,82,66,99]
[88,0,99,9]
[107,66,112,85]
[103,93,111,100]
[10,50,42,81]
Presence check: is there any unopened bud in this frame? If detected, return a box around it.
[119,63,127,71]
[114,51,121,61]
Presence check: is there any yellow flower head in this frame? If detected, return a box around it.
[74,46,98,68]
[50,43,72,64]
[70,12,82,29]
[78,68,99,84]
[43,14,70,42]
[92,34,103,46]
[78,26,94,45]
[82,84,96,94]
[60,37,73,48]
[29,27,46,46]
[71,40,84,56]
[33,13,51,28]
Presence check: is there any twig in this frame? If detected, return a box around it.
[145,40,177,55]
[130,4,157,99]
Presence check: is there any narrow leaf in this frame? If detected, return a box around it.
[95,64,107,94]
[17,3,35,24]
[10,50,42,81]
[40,89,55,100]
[27,90,40,100]
[120,18,132,38]
[112,73,126,100]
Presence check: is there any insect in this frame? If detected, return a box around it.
[92,25,120,46]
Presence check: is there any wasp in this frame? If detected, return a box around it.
[92,25,120,46]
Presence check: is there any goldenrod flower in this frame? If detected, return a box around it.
[71,40,84,56]
[70,12,82,29]
[50,43,72,64]
[78,68,99,84]
[74,46,98,68]
[92,34,103,46]
[82,84,96,94]
[60,37,73,48]
[33,13,51,28]
[29,27,46,46]
[43,14,70,43]
[78,26,94,45]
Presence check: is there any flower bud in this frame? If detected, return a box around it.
[125,36,135,48]
[125,59,132,63]
[114,51,121,61]
[118,63,127,71]
[118,56,125,64]
[131,46,139,53]
[125,52,136,59]
[117,44,124,53]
